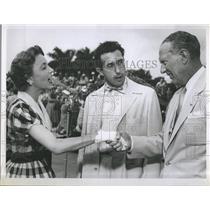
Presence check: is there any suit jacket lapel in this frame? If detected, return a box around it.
[163,92,180,150]
[167,70,206,148]
[115,78,139,129]
[89,84,136,131]
[85,86,105,133]
[116,92,137,129]
[168,92,197,144]
[93,79,143,131]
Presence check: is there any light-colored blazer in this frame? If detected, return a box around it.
[130,70,206,178]
[77,78,162,178]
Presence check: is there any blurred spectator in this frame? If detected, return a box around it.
[68,75,76,87]
[79,73,89,85]
[75,105,84,133]
[155,78,167,97]
[77,70,82,80]
[63,73,69,84]
[94,74,104,89]
[90,71,96,81]
[57,97,69,135]
[7,54,178,137]
[46,91,61,128]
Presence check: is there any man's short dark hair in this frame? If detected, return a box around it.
[94,41,125,68]
[162,31,200,59]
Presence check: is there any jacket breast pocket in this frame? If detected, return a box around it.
[184,117,206,146]
[183,117,206,160]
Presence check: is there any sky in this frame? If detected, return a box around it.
[5,25,207,81]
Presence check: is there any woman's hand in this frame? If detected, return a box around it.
[106,132,132,152]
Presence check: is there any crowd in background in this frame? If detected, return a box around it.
[6,47,177,137]
[7,67,177,137]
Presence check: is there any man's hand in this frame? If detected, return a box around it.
[106,132,132,151]
[95,130,116,153]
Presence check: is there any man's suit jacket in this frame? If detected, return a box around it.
[130,70,206,178]
[77,78,162,178]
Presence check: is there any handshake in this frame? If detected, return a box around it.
[94,130,132,152]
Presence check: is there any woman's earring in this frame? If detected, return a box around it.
[27,79,33,85]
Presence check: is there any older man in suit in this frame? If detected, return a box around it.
[109,31,206,178]
[77,41,162,178]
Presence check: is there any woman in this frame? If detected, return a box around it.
[6,45,95,178]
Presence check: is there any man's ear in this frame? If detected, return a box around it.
[96,67,103,75]
[179,49,190,64]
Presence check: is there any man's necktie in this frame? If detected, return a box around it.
[104,85,124,93]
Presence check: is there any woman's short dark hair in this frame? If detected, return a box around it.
[162,31,200,59]
[93,41,125,68]
[10,45,44,91]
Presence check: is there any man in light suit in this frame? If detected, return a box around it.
[109,31,206,178]
[77,41,162,178]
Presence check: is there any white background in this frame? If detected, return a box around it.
[0,0,210,210]
[5,25,207,80]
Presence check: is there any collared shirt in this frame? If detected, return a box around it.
[17,91,52,130]
[104,77,128,94]
[100,77,128,131]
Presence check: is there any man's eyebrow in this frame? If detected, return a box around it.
[106,60,114,64]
